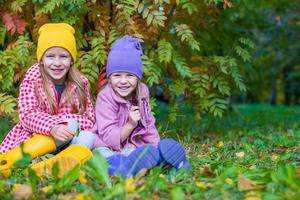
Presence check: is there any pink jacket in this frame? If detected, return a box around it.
[0,64,95,153]
[92,83,160,151]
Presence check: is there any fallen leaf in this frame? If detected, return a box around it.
[216,141,224,148]
[245,196,261,200]
[203,165,214,177]
[75,193,91,200]
[12,184,32,200]
[41,185,52,193]
[244,192,261,200]
[197,154,208,158]
[200,144,209,151]
[271,155,278,161]
[79,170,87,184]
[236,151,245,158]
[124,177,136,193]
[238,174,260,191]
[12,184,21,192]
[152,192,160,200]
[195,181,206,188]
[225,178,233,185]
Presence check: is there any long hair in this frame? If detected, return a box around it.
[135,80,142,108]
[39,63,88,115]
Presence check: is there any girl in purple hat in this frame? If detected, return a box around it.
[92,35,191,177]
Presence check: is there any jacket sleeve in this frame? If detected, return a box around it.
[93,92,122,151]
[58,79,95,130]
[141,89,160,146]
[18,76,63,135]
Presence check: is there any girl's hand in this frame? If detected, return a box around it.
[50,124,75,141]
[128,106,141,128]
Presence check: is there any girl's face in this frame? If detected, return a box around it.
[41,47,72,84]
[109,72,138,99]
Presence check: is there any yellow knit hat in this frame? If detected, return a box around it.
[37,23,77,61]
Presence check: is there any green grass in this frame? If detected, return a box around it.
[0,104,300,199]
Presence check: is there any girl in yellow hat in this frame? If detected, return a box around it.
[0,23,96,177]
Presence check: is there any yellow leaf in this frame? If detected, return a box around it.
[76,193,85,200]
[125,177,136,193]
[245,196,261,200]
[236,151,245,158]
[271,155,278,161]
[225,178,233,185]
[41,185,52,193]
[12,184,22,192]
[216,141,224,148]
[195,181,205,188]
[244,192,261,200]
[79,170,87,184]
[197,154,208,158]
[75,193,91,200]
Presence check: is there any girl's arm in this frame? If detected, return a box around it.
[94,92,123,151]
[18,69,63,135]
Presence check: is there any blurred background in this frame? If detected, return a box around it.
[0,0,299,139]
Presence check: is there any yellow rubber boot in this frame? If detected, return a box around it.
[31,144,92,178]
[0,134,56,177]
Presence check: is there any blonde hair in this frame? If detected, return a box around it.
[135,80,142,108]
[39,63,88,115]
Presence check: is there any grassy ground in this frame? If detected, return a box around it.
[0,104,300,199]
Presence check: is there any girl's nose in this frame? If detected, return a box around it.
[120,76,127,83]
[53,57,61,66]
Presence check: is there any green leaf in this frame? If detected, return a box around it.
[175,24,200,51]
[85,151,111,188]
[53,164,81,191]
[171,187,185,200]
[0,26,6,45]
[172,51,192,78]
[157,39,173,64]
[28,168,40,194]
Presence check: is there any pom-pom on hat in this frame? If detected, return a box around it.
[106,35,143,79]
[37,23,77,61]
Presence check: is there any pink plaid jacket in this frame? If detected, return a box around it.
[0,64,95,153]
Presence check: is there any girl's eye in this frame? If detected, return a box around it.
[113,74,121,77]
[60,55,69,59]
[127,74,134,77]
[46,54,54,58]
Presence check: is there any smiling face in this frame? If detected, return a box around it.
[41,47,72,84]
[109,72,139,99]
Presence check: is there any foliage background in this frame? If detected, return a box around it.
[0,0,298,129]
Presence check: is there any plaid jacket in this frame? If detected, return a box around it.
[0,64,95,153]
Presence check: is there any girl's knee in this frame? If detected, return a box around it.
[64,118,79,132]
[71,131,95,149]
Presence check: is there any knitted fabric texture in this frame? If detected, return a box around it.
[106,35,143,79]
[37,23,77,61]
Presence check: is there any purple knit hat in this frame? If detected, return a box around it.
[106,35,143,79]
